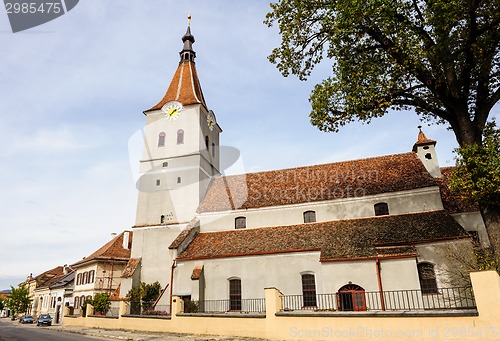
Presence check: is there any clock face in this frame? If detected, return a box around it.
[207,111,215,131]
[162,101,183,121]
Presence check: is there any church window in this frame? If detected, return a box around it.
[418,262,438,294]
[156,179,161,186]
[211,143,216,158]
[177,177,182,184]
[158,132,166,147]
[229,278,242,311]
[177,129,184,144]
[160,215,165,224]
[163,162,168,167]
[205,136,209,150]
[235,217,246,229]
[301,274,317,308]
[374,202,389,216]
[303,210,316,223]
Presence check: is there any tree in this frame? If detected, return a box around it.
[265,0,500,256]
[0,298,4,311]
[126,281,162,314]
[5,285,31,319]
[450,121,500,259]
[91,293,111,315]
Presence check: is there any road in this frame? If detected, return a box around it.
[0,319,107,341]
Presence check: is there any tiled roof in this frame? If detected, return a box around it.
[198,153,437,213]
[412,130,437,151]
[121,258,141,278]
[191,265,203,280]
[168,218,199,249]
[49,271,75,289]
[72,231,132,267]
[33,266,65,288]
[436,167,480,214]
[145,60,207,112]
[177,211,468,262]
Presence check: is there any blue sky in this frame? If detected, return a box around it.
[0,1,498,290]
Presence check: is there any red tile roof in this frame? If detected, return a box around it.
[145,60,207,112]
[177,211,468,262]
[33,266,65,288]
[412,130,437,151]
[121,258,141,278]
[436,167,480,214]
[72,231,132,267]
[198,153,437,213]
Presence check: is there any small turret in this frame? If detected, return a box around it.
[412,126,441,177]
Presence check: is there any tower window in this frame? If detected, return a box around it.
[158,132,166,147]
[177,129,184,144]
[156,179,161,186]
[177,177,182,184]
[205,136,209,150]
[163,162,168,168]
[160,215,165,224]
[303,210,316,223]
[418,262,438,294]
[425,153,432,159]
[235,217,246,229]
[374,202,389,216]
[211,143,216,158]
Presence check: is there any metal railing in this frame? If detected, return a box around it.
[281,287,476,312]
[128,301,170,316]
[186,299,266,313]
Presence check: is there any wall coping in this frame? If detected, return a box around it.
[178,313,266,318]
[121,314,171,320]
[276,309,478,318]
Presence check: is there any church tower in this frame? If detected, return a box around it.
[129,17,221,288]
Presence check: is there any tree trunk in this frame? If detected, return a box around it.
[480,203,500,262]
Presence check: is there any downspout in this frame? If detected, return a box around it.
[376,258,386,311]
[169,259,177,315]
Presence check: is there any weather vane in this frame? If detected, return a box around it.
[188,13,191,27]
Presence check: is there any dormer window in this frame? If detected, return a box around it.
[374,202,389,216]
[303,210,316,223]
[235,217,246,229]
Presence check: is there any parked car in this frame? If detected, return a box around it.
[36,314,52,326]
[19,315,34,324]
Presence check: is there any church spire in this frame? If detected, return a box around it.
[145,15,207,113]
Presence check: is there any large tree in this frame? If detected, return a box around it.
[5,285,31,318]
[265,0,500,257]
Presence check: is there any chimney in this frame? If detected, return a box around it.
[123,231,130,250]
[63,264,68,275]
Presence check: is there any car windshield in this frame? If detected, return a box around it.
[40,315,49,318]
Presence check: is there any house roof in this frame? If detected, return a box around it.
[412,129,437,151]
[32,266,66,289]
[198,152,437,213]
[177,210,468,262]
[436,167,480,214]
[145,26,207,112]
[121,258,141,278]
[49,271,75,289]
[72,231,132,267]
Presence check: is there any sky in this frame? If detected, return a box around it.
[0,1,498,290]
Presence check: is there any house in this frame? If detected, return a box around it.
[26,266,66,317]
[71,231,132,314]
[124,20,487,312]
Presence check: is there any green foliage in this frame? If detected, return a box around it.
[91,293,111,314]
[5,285,31,317]
[126,281,162,313]
[265,0,499,146]
[449,121,500,205]
[0,298,4,311]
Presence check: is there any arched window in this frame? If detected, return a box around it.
[74,296,79,308]
[205,136,209,150]
[158,132,166,147]
[418,262,438,294]
[76,273,82,285]
[301,274,317,308]
[374,202,389,216]
[80,295,85,307]
[177,177,182,184]
[229,278,241,311]
[235,217,246,229]
[82,272,88,284]
[337,284,366,311]
[211,143,216,158]
[89,270,95,283]
[303,210,316,223]
[177,129,184,144]
[160,215,165,224]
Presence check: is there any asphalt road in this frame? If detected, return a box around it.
[0,319,107,341]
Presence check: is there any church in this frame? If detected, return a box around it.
[120,20,487,312]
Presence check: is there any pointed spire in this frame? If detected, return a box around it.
[144,16,207,113]
[412,126,436,152]
[180,14,196,63]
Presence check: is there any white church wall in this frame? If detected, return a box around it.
[451,211,489,247]
[379,258,420,291]
[320,260,380,293]
[199,187,444,232]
